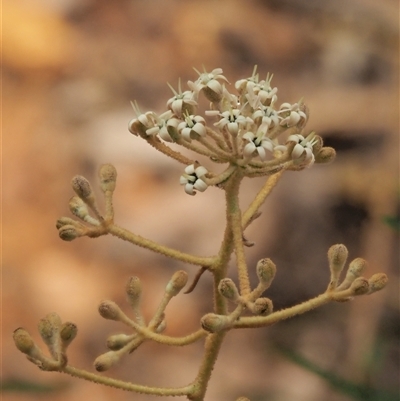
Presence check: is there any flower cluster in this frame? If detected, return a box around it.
[128,67,336,195]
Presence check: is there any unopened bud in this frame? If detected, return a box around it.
[59,322,77,349]
[69,196,90,220]
[99,164,117,193]
[38,313,62,347]
[58,225,84,241]
[107,334,134,350]
[251,298,273,316]
[126,276,142,307]
[336,258,368,291]
[350,277,370,295]
[315,147,336,164]
[218,278,239,301]
[201,313,231,333]
[166,270,188,296]
[71,175,93,200]
[13,328,36,354]
[368,273,388,294]
[256,258,276,287]
[348,258,367,277]
[328,244,348,273]
[98,300,123,321]
[56,217,80,230]
[94,351,120,372]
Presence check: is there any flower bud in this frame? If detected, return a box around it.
[99,164,117,193]
[13,328,36,354]
[251,298,273,316]
[69,196,90,220]
[59,322,77,349]
[328,244,348,273]
[107,334,134,350]
[336,258,367,291]
[98,300,123,321]
[350,277,370,295]
[94,351,121,372]
[165,270,188,296]
[56,217,79,229]
[218,278,239,301]
[125,276,142,307]
[71,175,93,201]
[315,147,336,164]
[256,258,276,287]
[58,225,84,241]
[201,313,231,333]
[348,258,367,277]
[38,313,62,348]
[368,273,388,294]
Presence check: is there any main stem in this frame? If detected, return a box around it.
[189,167,248,401]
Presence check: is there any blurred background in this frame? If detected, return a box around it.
[2,0,399,400]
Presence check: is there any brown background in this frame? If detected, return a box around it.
[2,0,399,400]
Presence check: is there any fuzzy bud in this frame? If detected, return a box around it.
[99,164,117,193]
[69,196,90,220]
[56,217,79,229]
[58,225,84,241]
[350,277,370,295]
[59,322,77,348]
[125,276,142,307]
[71,175,93,200]
[38,313,62,347]
[94,351,121,372]
[201,313,231,333]
[13,328,36,354]
[315,147,336,164]
[256,258,276,287]
[328,244,348,273]
[166,270,188,296]
[368,273,388,294]
[251,298,273,316]
[218,278,240,301]
[98,300,123,321]
[107,334,134,350]
[348,258,367,277]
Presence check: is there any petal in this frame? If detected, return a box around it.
[292,144,305,159]
[256,146,266,160]
[243,143,256,157]
[194,179,208,192]
[184,184,195,195]
[206,79,223,94]
[185,165,195,174]
[193,123,206,137]
[195,166,208,177]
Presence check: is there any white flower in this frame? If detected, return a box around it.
[177,114,206,140]
[166,81,197,117]
[179,164,208,195]
[235,65,259,94]
[278,102,307,127]
[287,133,318,166]
[188,68,229,101]
[242,125,275,160]
[213,109,252,136]
[145,111,180,142]
[252,106,279,129]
